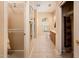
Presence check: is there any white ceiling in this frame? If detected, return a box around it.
[30,1,56,12]
[8,1,56,13]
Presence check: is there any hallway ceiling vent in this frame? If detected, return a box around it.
[36,4,40,7]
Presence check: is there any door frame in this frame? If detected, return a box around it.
[4,1,28,58]
[61,1,74,56]
[4,1,8,58]
[24,1,30,57]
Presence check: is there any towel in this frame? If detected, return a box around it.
[8,38,11,49]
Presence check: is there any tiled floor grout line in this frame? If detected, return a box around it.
[29,46,34,57]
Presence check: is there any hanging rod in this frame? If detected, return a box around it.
[8,29,24,32]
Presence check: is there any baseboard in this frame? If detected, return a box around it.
[0,55,4,58]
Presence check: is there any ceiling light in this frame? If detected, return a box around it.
[36,4,40,7]
[48,4,51,7]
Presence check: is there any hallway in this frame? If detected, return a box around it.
[0,1,79,58]
[29,32,60,58]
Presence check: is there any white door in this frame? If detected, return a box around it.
[74,1,79,58]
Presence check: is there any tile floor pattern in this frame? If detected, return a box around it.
[29,32,73,58]
[8,32,73,58]
[29,32,61,58]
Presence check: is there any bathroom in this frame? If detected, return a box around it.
[8,1,25,58]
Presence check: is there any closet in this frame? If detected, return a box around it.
[61,1,73,57]
[8,2,25,58]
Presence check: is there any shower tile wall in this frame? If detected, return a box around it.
[8,32,24,50]
[8,2,24,51]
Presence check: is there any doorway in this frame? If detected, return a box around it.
[61,1,74,57]
[7,2,25,58]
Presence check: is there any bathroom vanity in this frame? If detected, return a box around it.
[50,30,56,46]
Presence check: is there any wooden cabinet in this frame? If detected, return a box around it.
[50,31,56,46]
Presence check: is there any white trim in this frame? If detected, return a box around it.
[24,2,26,58]
[8,31,24,33]
[58,1,66,7]
[8,29,24,31]
[9,50,24,52]
[24,1,30,57]
[4,1,8,58]
[8,29,24,32]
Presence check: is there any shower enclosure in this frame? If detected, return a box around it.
[8,2,25,58]
[0,1,35,58]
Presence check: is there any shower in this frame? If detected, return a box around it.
[8,2,25,58]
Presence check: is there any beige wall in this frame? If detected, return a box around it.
[0,2,4,57]
[37,12,54,36]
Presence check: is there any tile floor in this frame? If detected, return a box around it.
[29,32,61,58]
[29,32,73,58]
[8,32,73,58]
